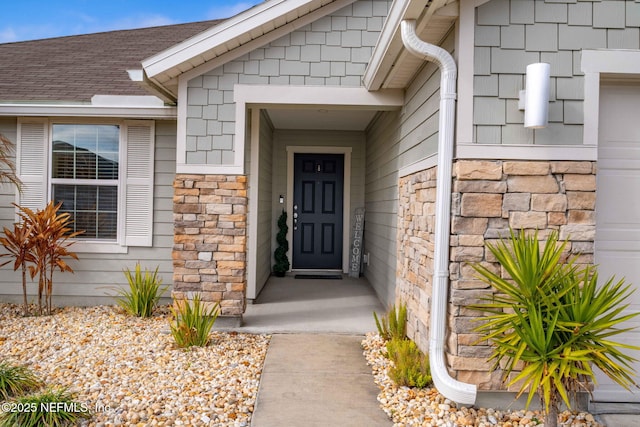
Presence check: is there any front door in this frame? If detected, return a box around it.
[292,153,344,270]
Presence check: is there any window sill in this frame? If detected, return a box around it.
[69,241,128,254]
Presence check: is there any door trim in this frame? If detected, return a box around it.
[286,146,352,273]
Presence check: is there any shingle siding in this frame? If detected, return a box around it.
[473,0,640,145]
[185,0,392,166]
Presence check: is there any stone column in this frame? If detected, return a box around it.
[172,174,247,317]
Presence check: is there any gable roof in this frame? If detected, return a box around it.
[142,0,357,98]
[0,20,222,104]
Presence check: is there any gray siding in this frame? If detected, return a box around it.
[185,0,392,165]
[364,36,447,307]
[255,110,274,297]
[474,0,640,145]
[270,128,366,267]
[0,119,176,303]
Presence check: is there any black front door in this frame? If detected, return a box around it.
[292,153,344,269]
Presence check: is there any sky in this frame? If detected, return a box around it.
[0,0,264,43]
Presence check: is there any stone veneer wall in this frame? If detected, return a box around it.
[397,160,596,390]
[172,174,247,317]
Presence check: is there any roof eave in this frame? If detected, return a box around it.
[363,0,457,91]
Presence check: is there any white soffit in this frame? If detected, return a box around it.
[363,0,458,90]
[142,0,353,94]
[267,108,377,130]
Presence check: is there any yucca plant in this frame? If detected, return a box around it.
[0,361,40,400]
[170,294,219,348]
[470,228,640,427]
[0,388,90,427]
[114,263,167,317]
[373,303,407,341]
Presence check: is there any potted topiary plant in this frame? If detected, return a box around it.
[273,210,289,277]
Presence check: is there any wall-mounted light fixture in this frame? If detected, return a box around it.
[279,195,284,204]
[518,62,551,129]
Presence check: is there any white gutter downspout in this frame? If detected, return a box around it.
[400,19,477,406]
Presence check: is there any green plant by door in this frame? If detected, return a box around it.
[470,228,640,427]
[273,209,289,276]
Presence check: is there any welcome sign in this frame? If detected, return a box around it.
[349,207,365,278]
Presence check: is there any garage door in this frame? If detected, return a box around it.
[593,83,640,402]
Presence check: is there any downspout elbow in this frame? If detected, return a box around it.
[400,19,477,406]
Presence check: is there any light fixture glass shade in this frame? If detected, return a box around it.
[524,62,550,129]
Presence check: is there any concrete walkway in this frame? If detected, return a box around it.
[240,275,385,334]
[251,334,390,426]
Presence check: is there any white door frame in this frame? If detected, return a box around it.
[286,146,352,273]
[238,85,403,299]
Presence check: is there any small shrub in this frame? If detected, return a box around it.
[387,338,432,388]
[373,303,407,341]
[0,361,40,400]
[0,388,90,427]
[273,210,290,276]
[170,294,219,348]
[114,263,167,317]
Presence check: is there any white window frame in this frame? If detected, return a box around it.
[16,117,155,254]
[48,120,127,253]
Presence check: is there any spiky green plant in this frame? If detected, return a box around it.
[0,361,40,401]
[373,303,407,342]
[470,228,640,427]
[0,388,90,427]
[0,133,21,190]
[114,263,167,317]
[170,294,219,348]
[386,338,432,388]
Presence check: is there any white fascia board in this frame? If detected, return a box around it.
[363,0,431,90]
[0,104,177,119]
[233,84,404,109]
[159,0,357,93]
[582,49,640,74]
[175,163,244,174]
[142,0,322,79]
[456,143,597,161]
[91,95,165,107]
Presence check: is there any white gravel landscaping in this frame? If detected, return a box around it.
[362,333,605,427]
[0,304,270,426]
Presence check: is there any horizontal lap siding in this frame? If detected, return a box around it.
[0,120,176,300]
[255,111,274,298]
[364,33,447,308]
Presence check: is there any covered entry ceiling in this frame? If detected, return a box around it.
[266,108,377,131]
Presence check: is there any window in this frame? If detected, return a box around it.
[51,124,120,240]
[17,118,155,252]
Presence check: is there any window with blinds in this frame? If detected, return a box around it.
[51,124,120,240]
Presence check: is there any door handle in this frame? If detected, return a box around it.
[293,204,298,230]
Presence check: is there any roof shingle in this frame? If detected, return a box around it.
[0,20,222,103]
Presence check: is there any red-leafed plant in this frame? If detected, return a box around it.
[0,220,36,315]
[0,202,82,315]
